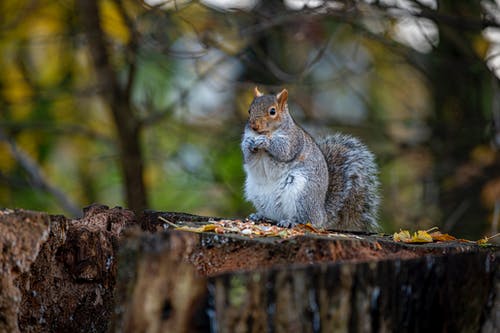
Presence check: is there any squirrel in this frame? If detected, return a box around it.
[241,87,380,231]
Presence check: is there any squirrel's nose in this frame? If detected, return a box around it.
[250,121,259,131]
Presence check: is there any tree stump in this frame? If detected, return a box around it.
[0,208,498,332]
[112,211,499,333]
[0,205,135,333]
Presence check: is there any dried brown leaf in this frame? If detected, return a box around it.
[430,231,456,242]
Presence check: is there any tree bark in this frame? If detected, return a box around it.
[113,212,500,333]
[0,205,135,333]
[0,208,498,332]
[76,0,147,214]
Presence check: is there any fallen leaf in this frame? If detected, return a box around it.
[393,229,433,243]
[393,230,411,242]
[175,226,206,233]
[477,236,489,245]
[476,232,500,245]
[430,231,456,242]
[214,226,225,234]
[202,224,218,232]
[301,222,322,233]
[164,218,378,240]
[410,230,433,243]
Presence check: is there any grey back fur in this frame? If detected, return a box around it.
[318,134,380,231]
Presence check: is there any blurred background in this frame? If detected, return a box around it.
[1,0,499,239]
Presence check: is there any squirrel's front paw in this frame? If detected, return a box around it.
[244,136,268,153]
[248,213,265,221]
[277,219,300,228]
[244,137,259,153]
[253,136,268,149]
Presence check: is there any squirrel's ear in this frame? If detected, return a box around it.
[254,86,263,97]
[276,89,288,109]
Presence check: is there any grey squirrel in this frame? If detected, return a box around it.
[241,87,380,231]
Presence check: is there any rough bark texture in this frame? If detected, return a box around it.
[0,205,135,333]
[214,251,497,333]
[0,210,50,333]
[112,231,209,333]
[0,208,498,332]
[113,212,500,333]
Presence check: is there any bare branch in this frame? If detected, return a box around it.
[414,16,437,51]
[240,4,358,37]
[0,128,81,216]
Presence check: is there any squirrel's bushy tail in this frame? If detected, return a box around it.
[318,134,380,231]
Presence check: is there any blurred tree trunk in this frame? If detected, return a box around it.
[77,0,147,214]
[429,0,497,235]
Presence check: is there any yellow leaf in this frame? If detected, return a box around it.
[175,224,219,233]
[175,226,205,233]
[477,237,489,245]
[393,229,411,242]
[202,224,217,232]
[477,233,500,245]
[410,230,433,243]
[394,229,433,243]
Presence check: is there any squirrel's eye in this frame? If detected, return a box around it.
[248,109,251,114]
[269,107,276,116]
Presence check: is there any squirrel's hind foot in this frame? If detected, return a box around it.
[277,219,300,228]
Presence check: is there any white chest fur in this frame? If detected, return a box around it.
[243,149,307,222]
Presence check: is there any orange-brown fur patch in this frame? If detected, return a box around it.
[252,103,282,133]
